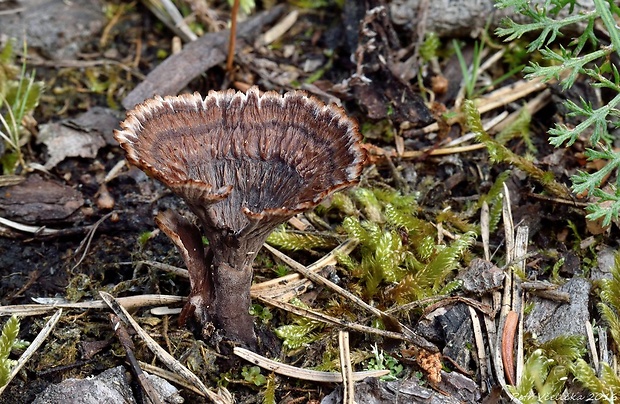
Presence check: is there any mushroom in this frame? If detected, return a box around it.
[114,87,366,347]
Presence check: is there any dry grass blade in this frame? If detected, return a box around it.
[110,314,164,404]
[338,331,354,403]
[140,0,197,42]
[0,216,60,235]
[139,239,359,302]
[412,77,549,136]
[264,243,384,318]
[468,306,489,393]
[259,10,298,46]
[234,347,389,382]
[0,309,62,397]
[72,211,115,270]
[0,294,185,317]
[493,184,520,402]
[98,292,230,404]
[585,320,599,374]
[513,226,528,384]
[251,238,359,300]
[263,243,429,345]
[597,325,608,376]
[475,77,548,114]
[481,201,491,261]
[0,176,25,187]
[138,361,205,396]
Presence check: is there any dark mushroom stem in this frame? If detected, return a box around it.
[114,87,366,347]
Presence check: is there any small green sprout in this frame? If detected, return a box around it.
[364,344,403,381]
[241,366,266,387]
[249,304,273,324]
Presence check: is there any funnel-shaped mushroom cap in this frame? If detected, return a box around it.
[115,87,366,346]
[114,87,365,240]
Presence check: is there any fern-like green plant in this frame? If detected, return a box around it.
[477,170,511,233]
[511,335,587,402]
[508,349,569,403]
[464,99,570,199]
[266,227,337,251]
[0,315,20,387]
[598,251,620,345]
[571,359,620,402]
[495,0,620,226]
[337,188,475,303]
[275,298,324,350]
[262,372,277,404]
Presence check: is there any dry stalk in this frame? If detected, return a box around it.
[338,331,355,403]
[99,292,231,403]
[0,294,185,317]
[233,347,388,383]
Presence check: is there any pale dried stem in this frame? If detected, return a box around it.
[99,292,231,404]
[233,347,389,383]
[0,295,185,317]
[338,331,355,404]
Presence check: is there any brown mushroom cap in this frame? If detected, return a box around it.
[114,87,365,236]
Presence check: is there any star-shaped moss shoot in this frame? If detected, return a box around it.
[114,87,366,347]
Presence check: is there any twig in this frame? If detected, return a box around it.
[0,294,185,317]
[99,292,230,403]
[226,0,240,72]
[72,211,115,270]
[339,331,354,403]
[0,216,60,235]
[110,314,164,404]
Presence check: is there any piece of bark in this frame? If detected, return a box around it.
[524,277,590,343]
[37,122,107,170]
[389,0,594,38]
[459,258,505,295]
[416,303,474,372]
[0,175,84,225]
[322,377,462,404]
[438,370,481,403]
[122,5,285,110]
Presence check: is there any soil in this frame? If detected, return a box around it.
[0,0,616,403]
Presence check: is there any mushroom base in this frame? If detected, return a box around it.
[208,261,256,346]
[156,210,260,347]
